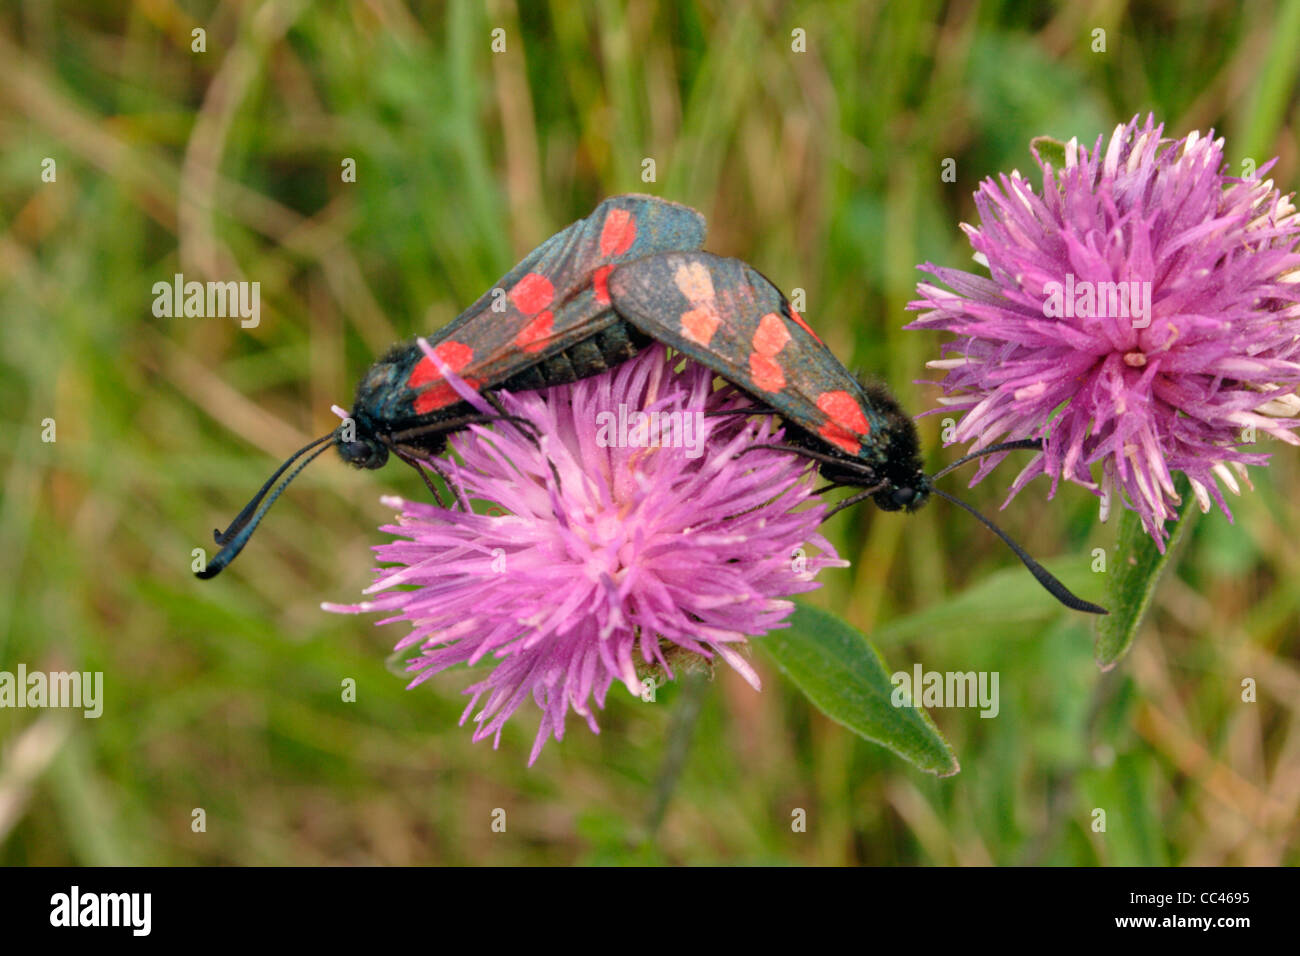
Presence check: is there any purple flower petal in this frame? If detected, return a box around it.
[908,115,1300,545]
[325,344,845,763]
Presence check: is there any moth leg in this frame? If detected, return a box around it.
[484,391,544,445]
[393,444,471,512]
[408,455,448,507]
[482,392,564,495]
[822,483,886,521]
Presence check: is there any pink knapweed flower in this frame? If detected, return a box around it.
[908,115,1300,544]
[324,342,843,763]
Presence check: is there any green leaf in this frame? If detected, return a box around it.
[868,556,1099,648]
[760,603,959,776]
[1094,474,1196,669]
[1029,135,1068,170]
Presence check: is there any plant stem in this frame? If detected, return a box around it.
[644,669,710,840]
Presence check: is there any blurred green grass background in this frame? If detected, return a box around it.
[1,0,1298,865]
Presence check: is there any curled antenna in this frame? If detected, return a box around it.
[930,488,1106,615]
[800,436,1105,615]
[928,437,1105,614]
[212,432,335,545]
[196,441,334,579]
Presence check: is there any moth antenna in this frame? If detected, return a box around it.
[930,488,1107,615]
[196,443,333,579]
[212,432,336,545]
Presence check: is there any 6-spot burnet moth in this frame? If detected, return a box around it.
[196,195,1106,615]
[606,251,1104,614]
[197,194,706,578]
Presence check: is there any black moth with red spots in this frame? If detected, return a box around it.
[604,252,930,514]
[199,194,706,578]
[337,194,706,472]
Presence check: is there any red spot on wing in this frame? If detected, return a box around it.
[407,361,437,389]
[674,261,715,301]
[816,391,870,455]
[407,340,474,389]
[681,307,721,346]
[818,390,870,432]
[509,273,555,315]
[748,313,790,392]
[788,307,822,344]
[515,310,555,352]
[753,312,791,356]
[408,341,476,413]
[593,264,615,305]
[749,353,785,392]
[413,376,483,415]
[599,208,637,258]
